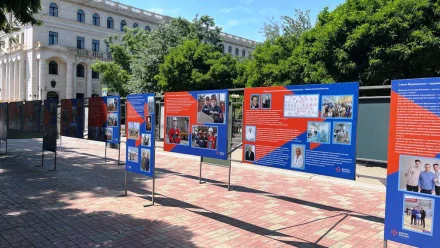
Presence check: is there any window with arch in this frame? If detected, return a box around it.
[235,48,239,56]
[49,3,58,17]
[145,26,151,32]
[242,49,246,57]
[133,23,139,28]
[93,13,100,26]
[120,20,126,32]
[107,17,114,29]
[48,61,58,75]
[77,9,85,23]
[228,46,232,54]
[76,64,85,77]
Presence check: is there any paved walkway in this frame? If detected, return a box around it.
[0,138,409,248]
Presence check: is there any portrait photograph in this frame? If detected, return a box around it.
[398,155,440,197]
[197,93,227,124]
[145,115,152,132]
[402,194,434,236]
[262,94,271,109]
[307,122,330,144]
[333,122,352,145]
[105,128,113,141]
[245,125,256,142]
[107,113,118,127]
[250,94,260,109]
[166,116,189,145]
[127,146,139,163]
[140,148,151,172]
[321,95,354,119]
[128,122,140,140]
[191,125,218,149]
[291,144,305,170]
[142,133,151,147]
[244,144,256,162]
[107,97,118,112]
[148,96,154,114]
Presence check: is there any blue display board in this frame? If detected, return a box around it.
[126,94,155,178]
[384,78,440,247]
[61,99,85,138]
[88,96,121,144]
[164,90,229,160]
[243,83,359,180]
[43,99,58,152]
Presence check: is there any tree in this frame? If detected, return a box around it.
[0,1,42,33]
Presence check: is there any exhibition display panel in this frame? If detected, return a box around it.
[60,99,85,138]
[22,100,42,132]
[88,96,121,144]
[8,101,23,130]
[42,99,58,153]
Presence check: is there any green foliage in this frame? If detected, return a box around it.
[0,0,42,33]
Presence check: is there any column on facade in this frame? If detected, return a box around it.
[4,62,8,100]
[73,65,77,98]
[38,58,46,100]
[87,66,92,98]
[8,61,14,100]
[14,60,19,100]
[19,57,25,100]
[66,62,74,99]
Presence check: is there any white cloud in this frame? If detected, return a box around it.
[219,7,252,13]
[226,20,240,27]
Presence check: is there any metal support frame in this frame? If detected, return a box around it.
[383,239,387,248]
[0,139,7,155]
[104,141,107,162]
[41,147,57,171]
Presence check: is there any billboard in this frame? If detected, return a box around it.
[0,103,7,141]
[60,99,85,138]
[384,78,440,247]
[88,96,121,144]
[242,83,359,180]
[23,100,42,132]
[126,94,155,178]
[8,102,23,130]
[43,99,58,152]
[164,90,229,160]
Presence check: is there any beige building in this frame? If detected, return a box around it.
[0,0,256,101]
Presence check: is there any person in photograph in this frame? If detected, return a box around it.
[245,146,255,161]
[419,163,435,194]
[251,95,259,109]
[420,207,426,228]
[292,147,304,168]
[168,117,181,144]
[197,131,207,148]
[404,159,422,192]
[207,127,216,149]
[411,207,419,226]
[208,95,224,124]
[146,116,152,131]
[245,126,255,142]
[142,134,150,146]
[141,151,150,172]
[434,163,440,196]
[262,95,271,109]
[202,96,211,116]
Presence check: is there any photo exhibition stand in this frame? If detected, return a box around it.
[39,136,58,172]
[0,139,7,155]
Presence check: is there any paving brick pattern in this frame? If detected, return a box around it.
[0,138,411,248]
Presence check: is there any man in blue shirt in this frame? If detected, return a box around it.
[411,207,419,225]
[419,163,435,194]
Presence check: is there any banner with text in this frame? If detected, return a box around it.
[126,94,155,177]
[164,90,229,160]
[23,100,41,132]
[43,99,58,152]
[242,83,359,179]
[88,96,121,144]
[8,102,23,130]
[61,99,85,138]
[0,103,7,141]
[384,78,440,247]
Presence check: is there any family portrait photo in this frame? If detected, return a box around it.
[307,122,330,144]
[142,133,151,147]
[402,194,434,235]
[291,144,305,170]
[141,148,151,172]
[128,122,140,140]
[127,146,138,163]
[166,116,189,145]
[191,125,218,149]
[197,93,226,124]
[333,122,352,145]
[244,144,255,162]
[107,97,118,112]
[321,95,353,118]
[398,155,440,196]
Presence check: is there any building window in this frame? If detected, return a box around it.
[48,61,58,75]
[49,31,58,45]
[235,48,239,56]
[92,70,99,79]
[145,26,151,32]
[92,40,99,52]
[76,64,85,77]
[77,9,85,23]
[107,17,114,29]
[93,13,100,26]
[120,20,126,32]
[133,23,139,28]
[77,36,84,49]
[228,46,232,54]
[219,44,224,53]
[242,49,245,57]
[49,3,58,17]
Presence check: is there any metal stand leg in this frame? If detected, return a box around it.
[199,156,205,184]
[228,160,234,191]
[383,239,387,248]
[48,150,57,171]
[59,135,62,151]
[37,143,44,167]
[124,169,127,196]
[144,174,155,207]
[117,142,121,166]
[104,141,107,162]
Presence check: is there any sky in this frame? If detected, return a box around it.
[120,0,345,42]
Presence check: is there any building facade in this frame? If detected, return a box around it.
[0,0,256,102]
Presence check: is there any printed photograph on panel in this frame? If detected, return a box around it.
[142,133,151,147]
[307,122,330,144]
[333,122,352,145]
[128,122,140,140]
[245,125,256,142]
[244,144,255,162]
[62,110,69,123]
[321,95,354,118]
[250,94,260,109]
[148,96,154,114]
[197,93,226,124]
[107,97,118,112]
[145,115,152,132]
[398,155,440,196]
[107,113,118,127]
[284,94,319,118]
[166,117,189,145]
[262,94,271,109]
[191,125,218,149]
[105,127,113,141]
[140,148,151,172]
[402,194,434,235]
[127,146,139,163]
[291,144,305,170]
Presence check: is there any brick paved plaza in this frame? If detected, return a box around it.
[0,138,410,248]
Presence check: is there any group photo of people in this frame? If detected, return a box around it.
[127,146,138,163]
[88,126,104,141]
[197,93,226,124]
[333,122,352,145]
[140,148,151,172]
[399,156,440,196]
[244,144,255,162]
[291,144,305,170]
[321,95,353,118]
[402,195,434,235]
[142,133,151,147]
[166,116,189,145]
[250,94,272,109]
[307,122,330,144]
[191,125,218,149]
[128,122,140,140]
[107,113,118,127]
[107,98,118,112]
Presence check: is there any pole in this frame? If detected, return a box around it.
[199,156,203,184]
[104,141,107,162]
[383,240,387,248]
[124,168,127,196]
[37,142,44,167]
[228,160,232,191]
[152,174,155,205]
[118,142,121,166]
[5,139,6,155]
